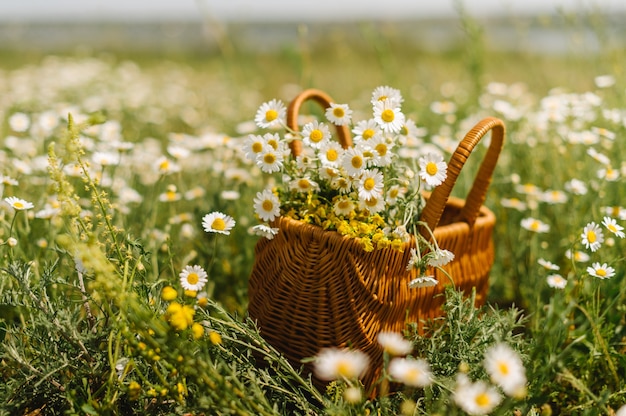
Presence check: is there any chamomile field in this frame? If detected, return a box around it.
[1,8,626,415]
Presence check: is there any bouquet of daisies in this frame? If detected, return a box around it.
[244,86,454,282]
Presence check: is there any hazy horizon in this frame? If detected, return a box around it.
[2,0,626,22]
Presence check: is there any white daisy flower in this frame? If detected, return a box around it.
[319,141,344,167]
[602,216,625,238]
[254,98,286,129]
[262,132,284,151]
[251,224,279,240]
[538,258,560,271]
[167,145,191,160]
[565,249,590,263]
[389,357,432,388]
[427,249,455,267]
[325,103,352,126]
[92,151,119,167]
[302,120,331,149]
[333,196,355,217]
[521,217,550,233]
[367,135,394,167]
[406,248,420,272]
[179,265,208,292]
[540,189,567,204]
[358,195,385,214]
[418,153,448,187]
[158,185,182,202]
[4,196,34,211]
[581,222,604,252]
[500,198,527,211]
[254,189,281,222]
[314,348,369,381]
[352,119,382,143]
[386,185,406,206]
[564,178,588,195]
[602,206,626,221]
[202,212,236,235]
[154,156,181,175]
[256,148,284,174]
[597,166,620,181]
[9,112,30,132]
[342,147,366,177]
[484,343,527,397]
[319,166,341,181]
[586,147,611,165]
[243,134,267,161]
[330,176,353,194]
[289,177,320,193]
[515,183,542,196]
[0,175,19,186]
[453,375,502,415]
[371,85,403,106]
[547,274,567,289]
[377,332,413,356]
[408,276,438,289]
[357,169,384,201]
[430,100,457,115]
[587,262,615,279]
[373,99,405,133]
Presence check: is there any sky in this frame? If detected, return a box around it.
[1,0,626,22]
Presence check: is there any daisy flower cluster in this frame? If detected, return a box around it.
[314,331,527,414]
[247,87,450,265]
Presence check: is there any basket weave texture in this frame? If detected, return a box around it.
[248,89,505,390]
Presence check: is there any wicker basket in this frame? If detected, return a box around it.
[248,89,505,390]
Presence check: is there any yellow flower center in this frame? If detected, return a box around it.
[159,159,170,170]
[326,149,338,161]
[400,125,408,135]
[587,230,596,243]
[187,272,199,285]
[336,360,354,378]
[333,107,345,118]
[252,141,263,153]
[475,392,491,407]
[365,198,378,207]
[265,109,278,122]
[263,153,276,164]
[596,268,607,277]
[325,167,338,177]
[338,200,351,209]
[389,188,399,198]
[298,179,310,189]
[363,177,376,191]
[405,368,421,384]
[310,129,324,143]
[381,109,395,123]
[375,143,388,156]
[13,202,24,209]
[377,95,387,101]
[498,362,510,375]
[425,162,438,176]
[363,129,375,140]
[267,139,279,149]
[262,200,274,212]
[608,224,617,232]
[212,218,226,231]
[530,221,540,231]
[351,155,363,169]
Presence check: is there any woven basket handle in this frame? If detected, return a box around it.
[287,89,353,156]
[420,117,505,231]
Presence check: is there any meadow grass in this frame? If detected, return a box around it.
[0,10,625,415]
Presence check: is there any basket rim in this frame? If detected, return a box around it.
[269,194,495,254]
